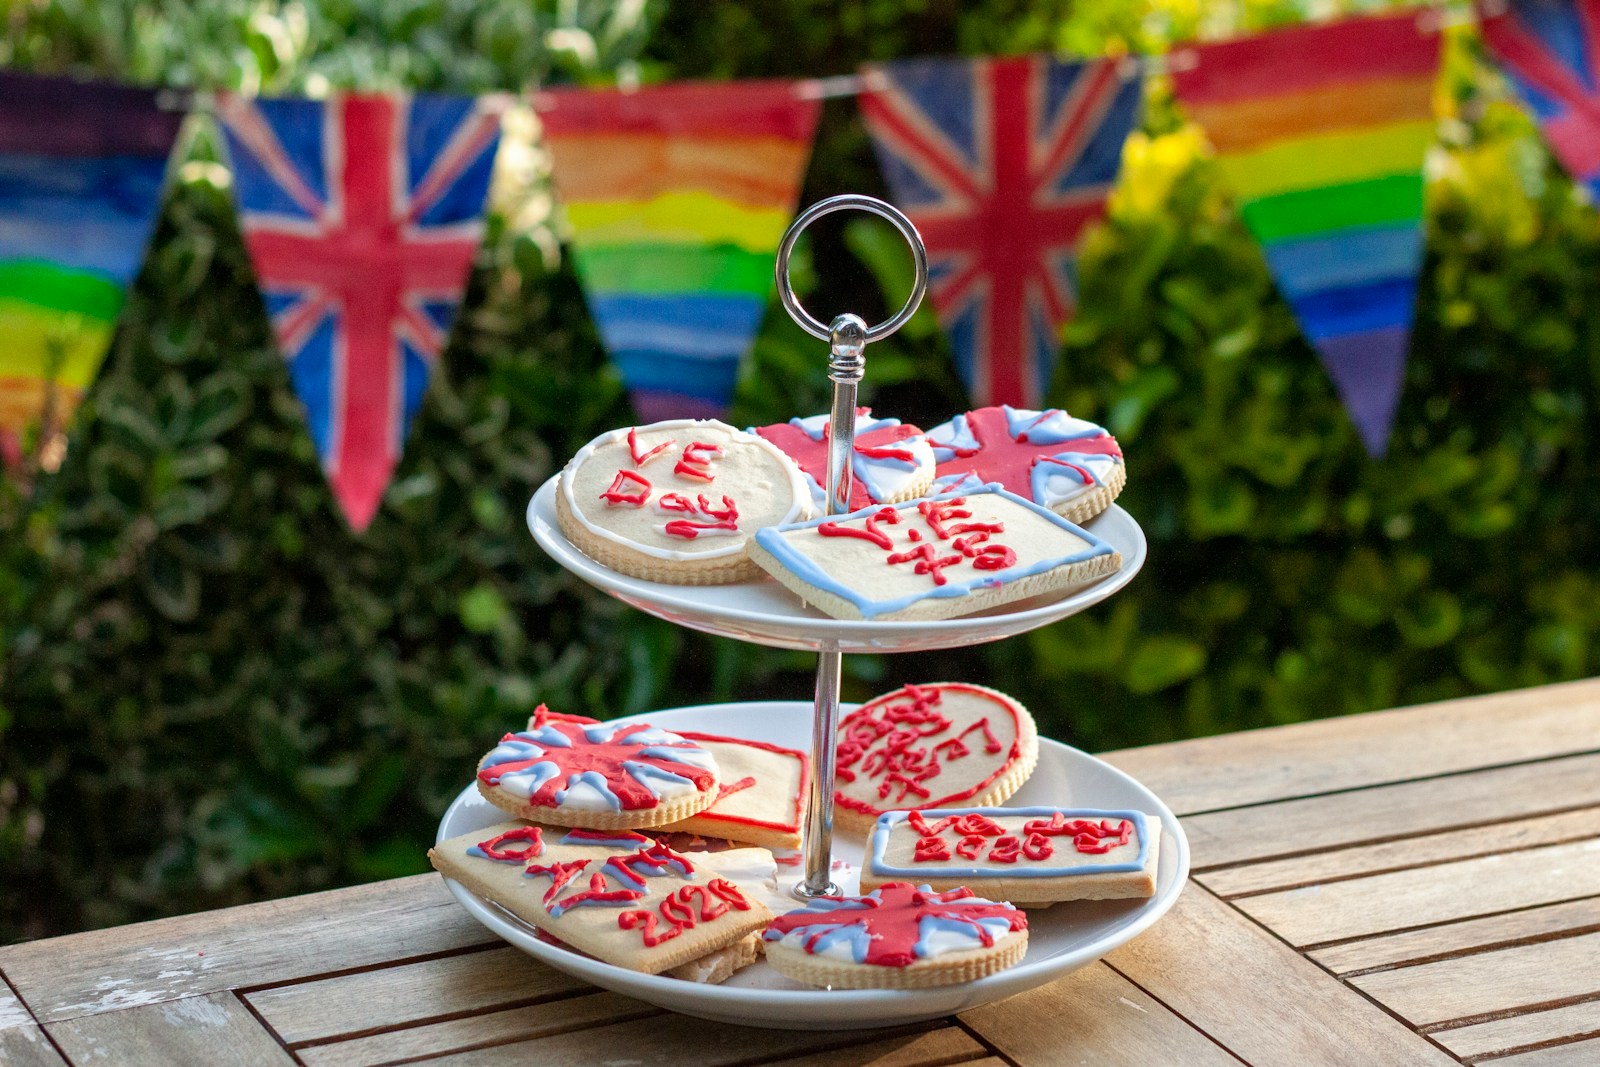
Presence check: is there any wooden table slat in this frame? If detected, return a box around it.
[1350,930,1600,1027]
[0,981,37,1032]
[1104,678,1600,815]
[1104,883,1455,1066]
[0,1026,67,1067]
[294,991,657,1067]
[1183,752,1600,871]
[958,960,1243,1066]
[1480,1036,1600,1066]
[1433,998,1600,1060]
[245,944,586,1045]
[43,993,294,1066]
[756,1027,988,1067]
[1199,807,1600,900]
[1307,896,1600,976]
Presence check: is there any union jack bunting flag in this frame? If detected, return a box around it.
[218,92,501,531]
[1479,0,1600,200]
[859,55,1142,408]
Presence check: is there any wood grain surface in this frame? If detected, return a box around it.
[2,678,1597,1066]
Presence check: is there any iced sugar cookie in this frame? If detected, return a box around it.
[834,683,1038,835]
[429,823,771,974]
[762,882,1027,989]
[927,405,1124,525]
[476,712,720,830]
[752,409,935,512]
[747,485,1121,622]
[861,807,1160,904]
[653,732,808,851]
[556,419,811,584]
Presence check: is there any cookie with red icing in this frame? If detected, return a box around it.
[476,710,722,830]
[429,823,773,975]
[555,419,811,585]
[762,882,1028,989]
[833,683,1038,836]
[652,732,809,851]
[926,405,1125,525]
[751,409,935,512]
[861,807,1160,904]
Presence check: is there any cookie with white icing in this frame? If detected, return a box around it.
[746,485,1121,622]
[429,823,772,974]
[751,409,935,512]
[927,405,1125,525]
[833,683,1038,835]
[556,419,811,585]
[762,882,1028,989]
[652,732,808,851]
[861,807,1160,904]
[476,712,721,830]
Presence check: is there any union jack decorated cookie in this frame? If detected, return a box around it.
[763,882,1028,989]
[751,409,936,512]
[476,710,721,830]
[926,405,1124,525]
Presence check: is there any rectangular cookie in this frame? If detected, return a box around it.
[861,807,1160,903]
[746,485,1120,621]
[652,732,808,850]
[429,822,772,973]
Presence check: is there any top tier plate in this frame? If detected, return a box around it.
[527,475,1146,653]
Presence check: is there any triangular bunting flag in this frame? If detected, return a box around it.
[217,92,500,531]
[1479,0,1600,200]
[858,55,1142,409]
[1171,13,1441,456]
[0,72,183,469]
[535,80,821,422]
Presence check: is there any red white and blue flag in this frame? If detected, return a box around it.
[859,55,1142,408]
[218,92,500,530]
[1479,0,1600,200]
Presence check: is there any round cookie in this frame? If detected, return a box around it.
[834,683,1039,835]
[751,409,935,513]
[556,419,810,585]
[762,882,1028,989]
[476,714,721,830]
[926,405,1125,525]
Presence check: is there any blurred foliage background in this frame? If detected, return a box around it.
[2,0,1598,942]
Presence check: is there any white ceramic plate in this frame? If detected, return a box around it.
[526,477,1147,653]
[435,700,1189,1030]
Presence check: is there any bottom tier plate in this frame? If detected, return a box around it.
[435,700,1190,1030]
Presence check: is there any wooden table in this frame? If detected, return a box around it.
[3,678,1598,1066]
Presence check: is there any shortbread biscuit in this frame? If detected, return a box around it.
[653,732,808,850]
[751,410,935,512]
[747,486,1121,621]
[556,419,810,584]
[476,712,720,830]
[430,823,771,974]
[927,405,1125,525]
[861,807,1160,904]
[762,882,1027,989]
[834,683,1038,835]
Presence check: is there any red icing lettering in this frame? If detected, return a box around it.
[662,494,739,539]
[971,544,1018,570]
[913,836,951,862]
[715,776,756,801]
[955,834,989,859]
[1022,831,1054,861]
[523,859,588,907]
[885,543,963,585]
[1022,813,1135,854]
[477,722,715,811]
[618,908,681,947]
[600,469,651,506]
[764,883,1025,967]
[472,826,544,862]
[932,406,1121,500]
[818,506,900,550]
[989,835,1022,863]
[616,877,749,947]
[627,427,674,467]
[551,870,645,913]
[932,718,1002,761]
[674,441,724,482]
[656,493,695,512]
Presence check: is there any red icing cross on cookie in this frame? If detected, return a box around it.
[763,883,1025,967]
[477,718,717,812]
[929,405,1121,502]
[753,409,925,511]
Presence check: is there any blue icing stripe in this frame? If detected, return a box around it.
[751,484,1117,620]
[559,830,646,848]
[912,914,1013,959]
[623,761,696,792]
[805,921,875,963]
[869,807,1152,879]
[494,761,563,796]
[555,770,623,811]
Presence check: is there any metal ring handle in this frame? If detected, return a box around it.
[774,194,928,344]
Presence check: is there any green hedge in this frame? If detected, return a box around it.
[4,1,1600,942]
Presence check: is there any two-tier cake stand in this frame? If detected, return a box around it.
[439,196,1190,1029]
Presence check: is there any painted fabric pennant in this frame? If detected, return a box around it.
[1172,13,1441,456]
[536,81,820,421]
[858,55,1142,409]
[1480,0,1600,199]
[0,72,183,464]
[218,92,500,530]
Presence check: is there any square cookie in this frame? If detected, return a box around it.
[654,732,809,850]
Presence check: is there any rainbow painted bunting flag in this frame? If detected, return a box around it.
[536,81,821,421]
[1172,12,1441,456]
[1479,0,1600,200]
[0,72,183,464]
